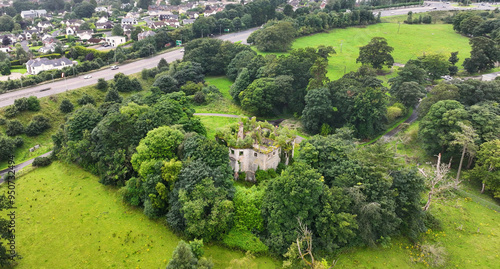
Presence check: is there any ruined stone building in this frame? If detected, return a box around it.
[216,117,295,181]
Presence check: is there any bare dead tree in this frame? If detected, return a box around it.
[296,218,337,269]
[419,153,457,211]
[451,122,478,186]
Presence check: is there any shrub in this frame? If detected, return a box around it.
[25,115,51,136]
[4,106,19,118]
[96,78,108,91]
[27,96,41,111]
[387,106,403,122]
[0,117,6,125]
[193,91,205,104]
[32,156,52,167]
[59,99,74,113]
[104,88,123,103]
[13,136,24,147]
[0,135,15,162]
[222,228,268,253]
[77,93,96,106]
[5,120,24,136]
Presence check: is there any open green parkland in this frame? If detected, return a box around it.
[4,162,279,269]
[292,23,471,80]
[258,23,472,81]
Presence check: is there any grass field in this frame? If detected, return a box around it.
[10,68,27,74]
[3,162,279,268]
[291,23,471,80]
[195,76,248,115]
[198,116,240,139]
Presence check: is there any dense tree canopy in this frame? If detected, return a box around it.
[356,37,394,69]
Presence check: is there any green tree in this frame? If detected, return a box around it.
[417,54,450,80]
[463,37,500,73]
[0,135,15,162]
[302,88,333,134]
[104,88,123,103]
[66,104,102,141]
[450,122,478,184]
[356,37,394,69]
[131,126,184,173]
[448,51,459,76]
[229,68,251,104]
[112,23,124,36]
[469,140,500,197]
[239,77,278,116]
[25,115,51,136]
[5,120,24,137]
[307,57,330,91]
[96,78,108,91]
[73,2,95,18]
[138,0,152,9]
[390,81,425,108]
[418,83,459,118]
[459,15,483,36]
[262,162,324,254]
[249,21,296,52]
[59,99,74,113]
[418,100,468,155]
[77,93,96,106]
[350,87,387,139]
[158,58,169,70]
[0,15,14,32]
[166,241,198,269]
[153,75,178,94]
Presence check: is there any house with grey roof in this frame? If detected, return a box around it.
[138,31,156,41]
[26,57,75,75]
[21,10,47,19]
[121,18,138,25]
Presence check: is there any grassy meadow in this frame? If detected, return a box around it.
[3,161,279,269]
[291,23,471,80]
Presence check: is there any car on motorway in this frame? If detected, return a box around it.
[111,65,119,70]
[84,75,92,79]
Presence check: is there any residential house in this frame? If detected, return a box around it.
[183,19,195,25]
[138,31,156,41]
[38,43,57,53]
[126,12,141,19]
[96,16,109,24]
[122,24,134,37]
[37,21,52,31]
[95,21,114,29]
[159,14,178,21]
[21,9,47,19]
[66,26,79,35]
[25,29,40,40]
[185,11,199,19]
[105,36,126,47]
[87,38,104,45]
[62,19,83,27]
[0,34,16,45]
[26,57,75,75]
[95,6,108,13]
[76,30,93,40]
[0,46,13,53]
[121,18,138,25]
[149,21,167,30]
[42,36,57,45]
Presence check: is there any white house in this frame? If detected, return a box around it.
[21,9,47,19]
[76,30,93,40]
[121,18,138,25]
[96,16,109,23]
[26,57,75,75]
[37,21,52,31]
[105,36,126,47]
[66,26,78,35]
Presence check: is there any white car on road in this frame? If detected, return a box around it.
[83,75,92,79]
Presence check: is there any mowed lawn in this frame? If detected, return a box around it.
[291,23,471,80]
[6,162,279,269]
